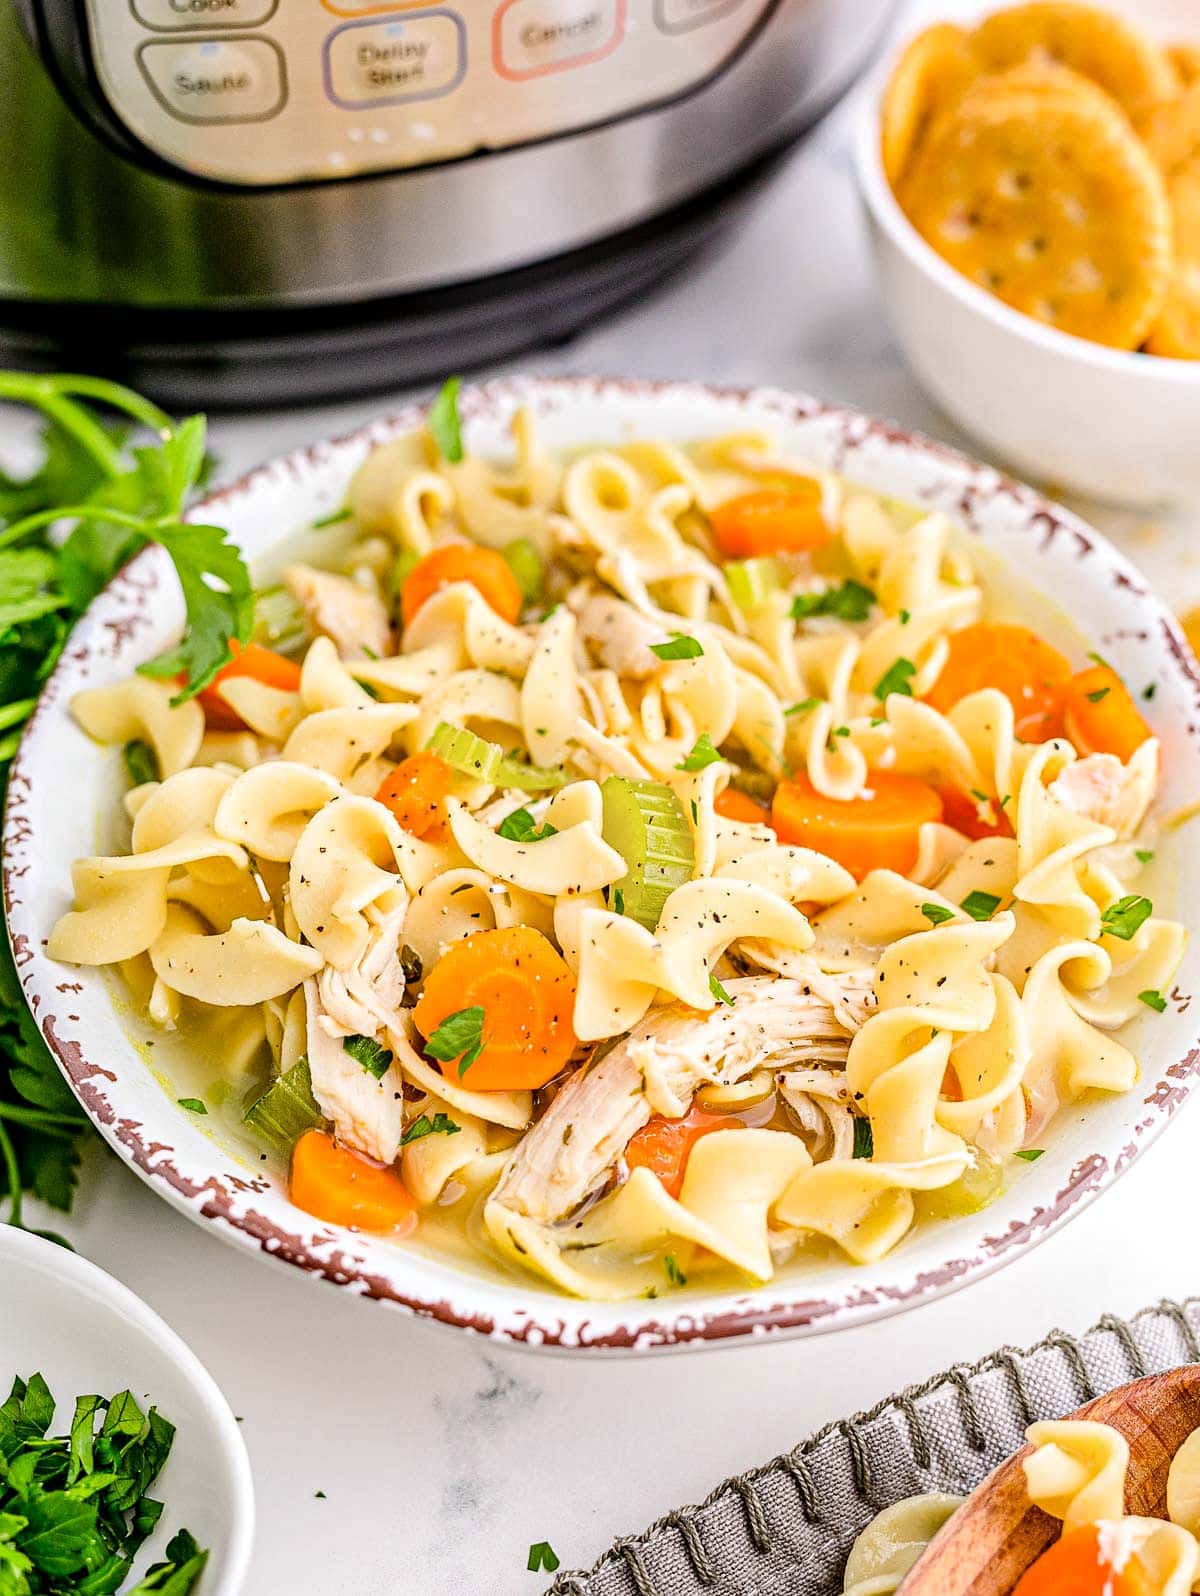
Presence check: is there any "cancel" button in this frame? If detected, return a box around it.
[493,0,624,80]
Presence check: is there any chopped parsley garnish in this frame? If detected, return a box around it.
[312,505,352,528]
[1085,686,1111,703]
[1014,1148,1044,1162]
[1100,894,1153,941]
[960,889,1001,922]
[790,579,875,623]
[872,657,916,701]
[427,375,464,463]
[177,1097,207,1115]
[709,973,734,1006]
[527,1542,560,1574]
[1135,849,1155,865]
[0,1372,208,1593]
[1087,651,1112,670]
[920,902,955,926]
[784,697,821,717]
[498,806,558,843]
[677,732,722,771]
[664,1253,687,1287]
[899,608,911,624]
[852,1118,874,1159]
[1143,683,1157,701]
[425,1005,486,1078]
[1138,988,1167,1013]
[342,1034,394,1079]
[833,725,850,738]
[122,738,159,787]
[650,633,704,661]
[400,1112,461,1146]
[612,888,625,916]
[400,944,423,984]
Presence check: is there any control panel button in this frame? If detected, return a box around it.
[324,12,466,108]
[493,0,624,81]
[131,0,278,30]
[320,0,439,12]
[654,0,742,32]
[137,36,286,122]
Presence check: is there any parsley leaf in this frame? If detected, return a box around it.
[527,1542,560,1574]
[312,505,351,528]
[424,1006,486,1078]
[677,733,722,771]
[873,657,916,700]
[664,1253,687,1287]
[852,1118,874,1159]
[1085,686,1110,703]
[342,1035,393,1079]
[177,1098,207,1115]
[612,888,625,916]
[960,890,1002,921]
[497,806,557,843]
[1138,988,1167,1013]
[427,376,464,463]
[650,634,704,661]
[790,579,875,623]
[400,1112,461,1146]
[122,739,159,788]
[1100,894,1153,941]
[784,697,821,717]
[709,973,734,1006]
[1014,1148,1044,1162]
[920,902,955,926]
[1135,849,1155,865]
[137,522,254,701]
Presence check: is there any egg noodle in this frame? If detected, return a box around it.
[47,404,1185,1302]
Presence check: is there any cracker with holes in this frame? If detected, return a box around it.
[899,86,1172,349]
[1140,80,1200,175]
[881,23,977,185]
[970,2,1179,123]
[1147,168,1200,357]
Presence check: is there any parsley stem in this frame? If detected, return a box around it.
[37,392,126,479]
[0,697,37,734]
[0,1103,85,1132]
[0,501,150,551]
[0,1116,22,1228]
[0,370,173,439]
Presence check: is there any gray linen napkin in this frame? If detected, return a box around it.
[547,1297,1200,1596]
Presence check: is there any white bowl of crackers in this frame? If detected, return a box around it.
[856,0,1200,508]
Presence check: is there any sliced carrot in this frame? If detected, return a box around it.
[400,544,522,628]
[714,788,771,825]
[925,622,1071,742]
[374,752,452,838]
[412,925,577,1092]
[197,640,302,731]
[625,1106,743,1199]
[771,769,943,880]
[1061,664,1152,762]
[938,784,1013,841]
[1013,1523,1155,1596]
[289,1130,417,1235]
[710,487,830,558]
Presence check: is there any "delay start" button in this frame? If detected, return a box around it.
[493,0,624,81]
[324,12,466,108]
[137,36,286,122]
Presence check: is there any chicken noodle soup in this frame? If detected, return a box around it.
[48,402,1187,1302]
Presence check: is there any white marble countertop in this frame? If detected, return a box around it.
[18,5,1200,1591]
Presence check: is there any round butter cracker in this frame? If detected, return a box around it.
[881,22,978,186]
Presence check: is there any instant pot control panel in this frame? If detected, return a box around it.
[79,0,776,185]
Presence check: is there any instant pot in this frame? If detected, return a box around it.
[2,0,894,405]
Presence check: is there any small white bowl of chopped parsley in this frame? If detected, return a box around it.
[1,1225,253,1595]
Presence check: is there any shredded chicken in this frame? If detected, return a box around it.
[1050,746,1157,839]
[491,973,872,1225]
[284,563,395,660]
[778,1069,856,1162]
[572,590,667,680]
[317,902,408,1038]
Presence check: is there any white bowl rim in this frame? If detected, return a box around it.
[6,372,1200,1356]
[0,1225,255,1590]
[852,42,1200,382]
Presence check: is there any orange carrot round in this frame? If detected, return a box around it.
[1061,664,1152,762]
[1013,1523,1154,1596]
[714,788,771,825]
[925,622,1071,742]
[400,544,522,628]
[197,640,302,731]
[412,925,577,1092]
[771,769,943,880]
[374,752,452,838]
[625,1107,743,1199]
[289,1130,417,1235]
[710,487,830,558]
[938,784,1013,841]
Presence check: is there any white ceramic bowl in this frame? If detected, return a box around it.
[7,376,1200,1354]
[0,1225,253,1593]
[854,0,1200,508]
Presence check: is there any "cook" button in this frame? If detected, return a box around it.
[131,0,278,30]
[137,36,286,122]
[324,12,466,108]
[493,0,624,81]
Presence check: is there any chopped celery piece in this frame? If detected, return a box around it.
[600,776,695,931]
[503,537,544,605]
[725,558,780,611]
[426,721,504,782]
[729,765,776,803]
[496,753,568,792]
[913,1150,1004,1221]
[252,584,307,652]
[392,546,421,598]
[243,1057,325,1157]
